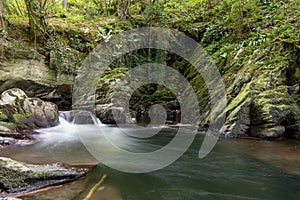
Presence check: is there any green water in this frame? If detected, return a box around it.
[2,125,300,200]
[77,133,300,200]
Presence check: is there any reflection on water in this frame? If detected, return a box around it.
[1,122,300,200]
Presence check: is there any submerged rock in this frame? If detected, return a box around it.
[0,157,87,196]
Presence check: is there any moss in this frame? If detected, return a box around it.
[291,68,300,83]
[12,113,33,126]
[0,122,17,130]
[0,157,84,194]
[0,111,8,121]
[225,83,251,114]
[251,87,300,125]
[98,68,128,85]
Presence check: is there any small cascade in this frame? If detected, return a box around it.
[34,110,103,146]
[59,110,102,125]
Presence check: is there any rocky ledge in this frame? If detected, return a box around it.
[0,157,87,197]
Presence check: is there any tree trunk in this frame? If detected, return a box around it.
[62,0,68,10]
[24,0,49,43]
[118,0,130,19]
[0,0,7,32]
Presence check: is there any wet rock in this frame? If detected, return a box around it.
[0,137,18,147]
[0,157,87,196]
[0,88,59,130]
[96,104,130,124]
[250,87,300,138]
[60,110,100,124]
[250,125,285,139]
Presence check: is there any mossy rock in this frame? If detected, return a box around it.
[0,111,7,121]
[0,122,16,132]
[0,157,87,195]
[0,88,59,131]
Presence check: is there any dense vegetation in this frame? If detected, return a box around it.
[0,0,299,138]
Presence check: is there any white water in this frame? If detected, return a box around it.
[35,110,104,145]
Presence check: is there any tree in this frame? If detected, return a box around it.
[0,0,7,33]
[62,0,67,10]
[24,0,49,43]
[117,0,130,18]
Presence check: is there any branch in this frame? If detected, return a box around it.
[83,174,107,200]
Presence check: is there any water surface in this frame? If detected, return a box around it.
[1,122,300,200]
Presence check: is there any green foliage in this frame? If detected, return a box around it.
[201,23,228,46]
[46,36,83,75]
[248,32,270,46]
[143,4,164,24]
[5,0,27,16]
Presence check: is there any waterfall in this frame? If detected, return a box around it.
[34,110,102,146]
[59,110,102,125]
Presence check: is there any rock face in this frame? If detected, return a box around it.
[219,44,300,139]
[93,43,300,139]
[0,42,73,110]
[0,88,59,132]
[94,68,181,125]
[0,157,86,196]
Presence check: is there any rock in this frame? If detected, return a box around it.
[59,110,100,124]
[223,94,252,137]
[0,88,59,130]
[0,137,18,147]
[0,59,73,110]
[0,157,87,196]
[250,125,286,139]
[219,42,300,139]
[96,104,130,124]
[0,42,45,62]
[0,125,10,132]
[250,87,300,138]
[94,67,180,124]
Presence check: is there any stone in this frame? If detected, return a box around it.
[0,157,87,195]
[0,59,73,110]
[96,104,130,124]
[0,88,59,130]
[250,125,286,139]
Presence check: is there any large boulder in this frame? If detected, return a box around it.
[250,87,300,139]
[0,88,59,131]
[0,157,87,196]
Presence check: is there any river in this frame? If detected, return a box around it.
[0,117,300,200]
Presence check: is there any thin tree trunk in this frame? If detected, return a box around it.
[62,0,67,10]
[104,0,109,16]
[0,0,6,32]
[24,0,49,43]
